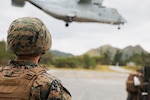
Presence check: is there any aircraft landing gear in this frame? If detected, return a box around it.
[65,22,69,27]
[118,26,121,30]
[65,16,74,27]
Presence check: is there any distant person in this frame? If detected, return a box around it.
[0,17,72,100]
[126,69,145,100]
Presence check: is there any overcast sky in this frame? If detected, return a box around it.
[0,0,150,55]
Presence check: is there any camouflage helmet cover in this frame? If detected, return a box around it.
[7,17,51,56]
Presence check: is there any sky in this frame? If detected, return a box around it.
[0,0,150,55]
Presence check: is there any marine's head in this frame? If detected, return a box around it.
[7,17,51,56]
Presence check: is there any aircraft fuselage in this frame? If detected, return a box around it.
[12,0,126,27]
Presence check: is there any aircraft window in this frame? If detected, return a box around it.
[93,3,101,5]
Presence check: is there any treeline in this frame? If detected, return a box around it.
[0,41,16,65]
[41,50,150,69]
[111,50,150,66]
[0,41,150,69]
[41,54,98,69]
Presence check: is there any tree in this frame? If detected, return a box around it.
[100,50,112,65]
[82,54,96,69]
[0,41,16,65]
[112,50,123,65]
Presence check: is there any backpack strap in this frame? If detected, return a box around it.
[29,66,46,75]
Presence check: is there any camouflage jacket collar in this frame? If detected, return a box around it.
[9,60,38,68]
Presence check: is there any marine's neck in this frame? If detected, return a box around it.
[17,55,41,64]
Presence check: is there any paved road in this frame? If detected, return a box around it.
[47,69,129,100]
[109,66,132,73]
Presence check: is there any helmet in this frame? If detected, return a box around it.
[7,17,51,56]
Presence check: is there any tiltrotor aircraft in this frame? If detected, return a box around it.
[11,0,126,28]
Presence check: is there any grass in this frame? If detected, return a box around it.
[121,66,141,72]
[94,65,114,72]
[47,65,141,72]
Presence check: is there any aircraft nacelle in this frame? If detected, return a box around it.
[11,0,26,7]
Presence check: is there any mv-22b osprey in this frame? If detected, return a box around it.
[12,0,126,29]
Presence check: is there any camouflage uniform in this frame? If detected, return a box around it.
[0,17,72,100]
[0,60,71,100]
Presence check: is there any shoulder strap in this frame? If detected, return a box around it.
[30,66,46,75]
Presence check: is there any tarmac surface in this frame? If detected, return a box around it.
[47,68,130,100]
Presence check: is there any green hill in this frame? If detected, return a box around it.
[85,44,149,60]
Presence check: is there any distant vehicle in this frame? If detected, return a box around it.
[11,0,126,28]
